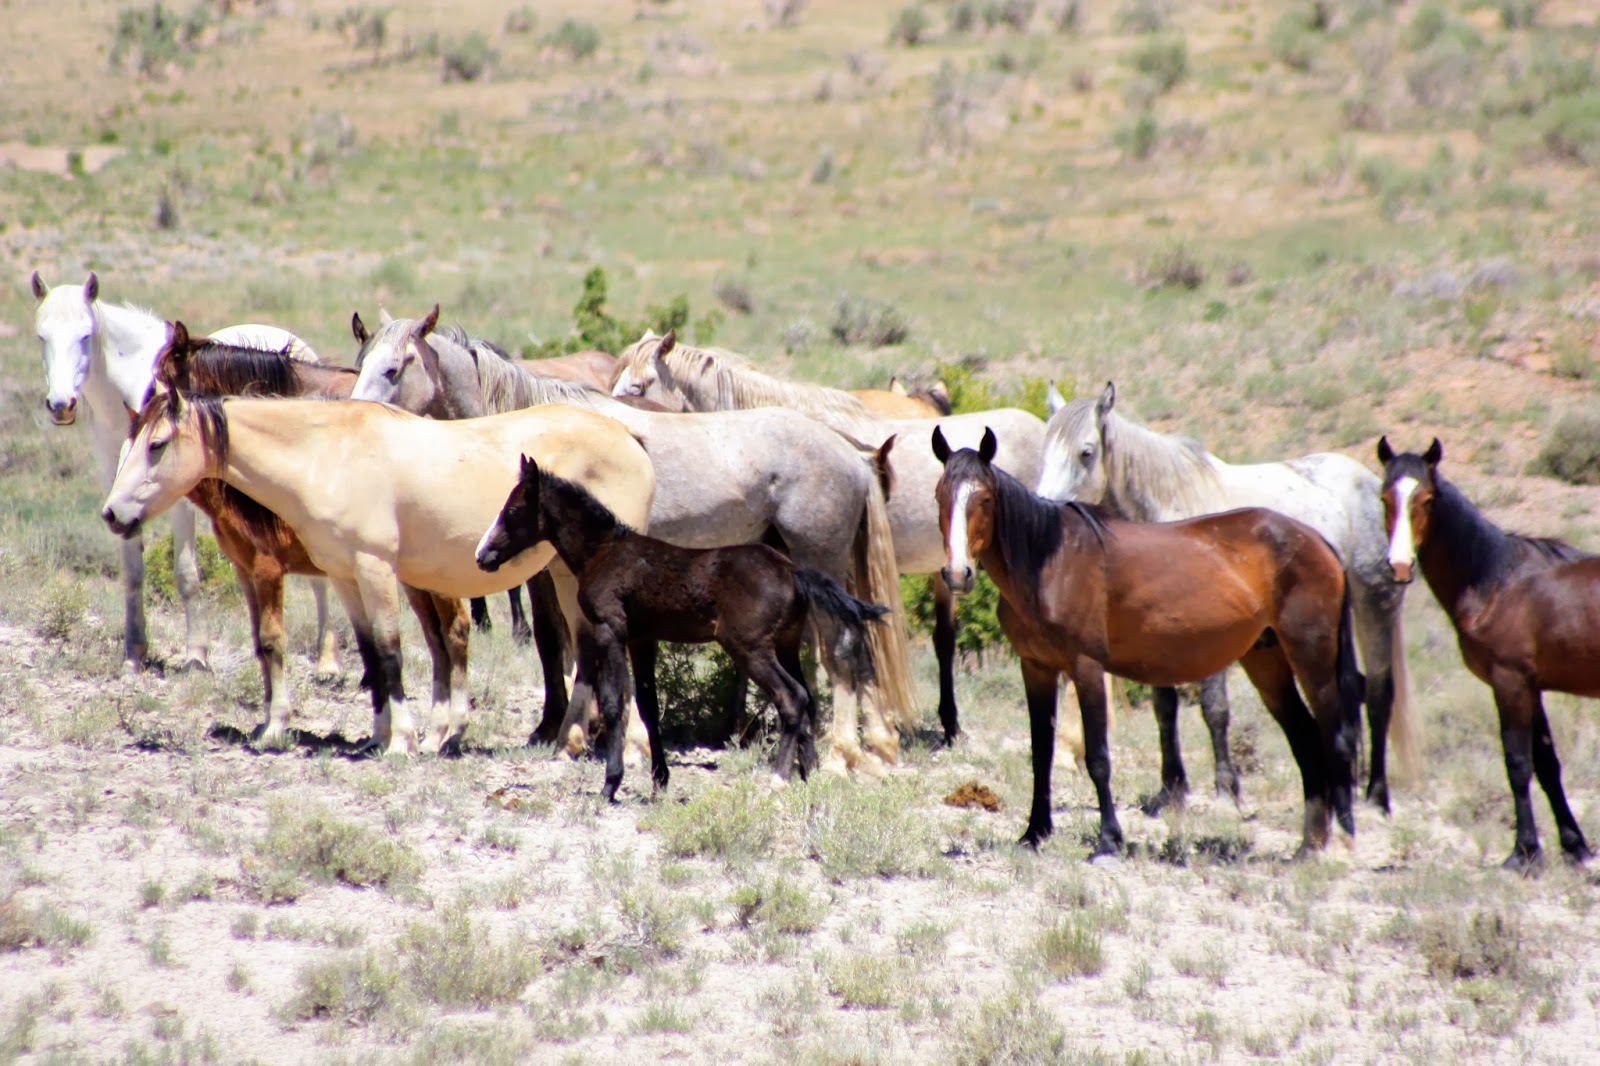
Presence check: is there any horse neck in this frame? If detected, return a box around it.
[1415,477,1518,614]
[91,302,167,417]
[1102,413,1222,522]
[539,490,626,573]
[207,401,331,530]
[664,347,879,435]
[426,339,486,419]
[974,464,1070,612]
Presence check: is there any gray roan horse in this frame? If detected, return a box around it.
[1036,383,1414,813]
[350,311,913,775]
[611,330,1047,746]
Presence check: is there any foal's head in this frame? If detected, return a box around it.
[476,454,628,573]
[1376,436,1443,584]
[932,426,1000,595]
[1036,381,1116,503]
[350,304,442,410]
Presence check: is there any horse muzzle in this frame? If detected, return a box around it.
[1388,561,1413,585]
[45,397,77,426]
[102,506,141,540]
[940,565,975,595]
[475,545,503,573]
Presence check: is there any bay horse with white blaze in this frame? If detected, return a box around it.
[1378,437,1597,871]
[478,456,889,798]
[935,428,1364,857]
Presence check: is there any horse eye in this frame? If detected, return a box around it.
[1080,445,1095,460]
[383,366,398,381]
[148,438,168,458]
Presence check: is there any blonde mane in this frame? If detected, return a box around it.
[1099,409,1225,521]
[625,333,881,434]
[475,350,606,414]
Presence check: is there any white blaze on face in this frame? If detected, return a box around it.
[474,518,504,566]
[946,481,976,576]
[1386,476,1419,577]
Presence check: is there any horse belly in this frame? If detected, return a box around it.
[1530,584,1600,697]
[1104,623,1263,687]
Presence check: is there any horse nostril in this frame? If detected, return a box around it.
[1390,561,1412,584]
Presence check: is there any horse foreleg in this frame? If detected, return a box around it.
[250,570,293,748]
[1070,659,1121,859]
[1020,658,1064,849]
[309,578,341,682]
[723,665,752,748]
[629,639,668,790]
[1492,675,1544,872]
[528,571,569,744]
[404,588,467,755]
[348,561,415,756]
[1529,695,1591,863]
[437,595,471,753]
[168,500,209,671]
[469,597,491,633]
[932,576,960,745]
[1239,644,1331,857]
[1142,685,1187,817]
[118,534,148,671]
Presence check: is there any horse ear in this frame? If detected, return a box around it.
[378,306,395,327]
[416,304,440,338]
[83,272,99,303]
[1046,383,1067,416]
[1424,438,1443,466]
[351,312,370,345]
[170,320,190,351]
[889,376,908,396]
[519,453,538,478]
[928,380,950,412]
[931,425,951,464]
[658,329,676,357]
[1096,381,1115,417]
[979,427,998,463]
[873,434,897,502]
[1376,436,1394,465]
[30,271,48,301]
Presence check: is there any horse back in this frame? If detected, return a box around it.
[578,537,799,642]
[1466,558,1600,697]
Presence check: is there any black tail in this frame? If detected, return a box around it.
[793,567,888,630]
[1333,579,1365,836]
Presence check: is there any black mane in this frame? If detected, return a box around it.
[536,468,636,540]
[1426,469,1591,586]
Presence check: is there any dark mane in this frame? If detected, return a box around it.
[187,340,299,397]
[133,390,229,467]
[538,468,636,540]
[946,450,1093,604]
[1430,474,1591,586]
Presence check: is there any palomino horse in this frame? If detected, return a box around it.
[936,428,1363,858]
[350,311,913,774]
[1037,383,1414,814]
[102,394,655,757]
[478,456,889,799]
[612,330,1046,745]
[853,377,950,419]
[31,270,316,670]
[1379,438,1597,871]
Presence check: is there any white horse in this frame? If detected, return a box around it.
[1036,382,1416,813]
[30,270,325,671]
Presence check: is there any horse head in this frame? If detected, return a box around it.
[32,271,101,425]
[932,425,999,595]
[475,453,549,573]
[102,389,217,539]
[350,304,442,411]
[1376,436,1442,585]
[1036,381,1115,504]
[611,328,676,400]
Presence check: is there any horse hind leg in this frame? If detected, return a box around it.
[248,571,294,748]
[308,578,342,682]
[1492,675,1546,872]
[745,645,811,783]
[1237,643,1335,858]
[1352,588,1403,813]
[1199,672,1241,804]
[346,564,416,756]
[778,643,819,779]
[506,585,532,644]
[629,639,669,791]
[527,570,570,744]
[1141,686,1189,817]
[1529,695,1591,863]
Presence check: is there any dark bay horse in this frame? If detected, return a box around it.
[1379,437,1598,871]
[477,456,888,799]
[934,428,1364,858]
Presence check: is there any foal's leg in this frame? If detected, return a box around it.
[168,500,209,671]
[1492,672,1544,872]
[779,643,819,779]
[743,644,811,782]
[1143,686,1187,816]
[308,578,342,682]
[1237,644,1332,857]
[1529,695,1591,863]
[932,576,961,744]
[591,623,634,803]
[527,570,570,744]
[628,639,669,790]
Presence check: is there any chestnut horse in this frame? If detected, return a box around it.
[478,456,889,799]
[1378,437,1597,871]
[935,428,1363,858]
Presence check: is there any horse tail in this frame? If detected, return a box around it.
[1386,608,1422,786]
[794,567,887,635]
[852,465,918,733]
[1334,579,1365,781]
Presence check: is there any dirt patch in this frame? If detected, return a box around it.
[0,142,125,177]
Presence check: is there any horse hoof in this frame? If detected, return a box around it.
[1087,851,1123,869]
[1501,849,1543,876]
[1140,787,1184,818]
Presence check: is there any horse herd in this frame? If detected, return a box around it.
[29,270,1600,871]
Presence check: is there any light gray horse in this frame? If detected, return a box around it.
[350,311,914,776]
[1036,382,1415,813]
[611,330,1048,746]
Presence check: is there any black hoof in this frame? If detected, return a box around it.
[1502,848,1543,876]
[1141,785,1185,818]
[1336,806,1356,838]
[1365,780,1391,815]
[1019,826,1051,850]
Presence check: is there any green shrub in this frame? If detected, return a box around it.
[109,3,209,78]
[504,5,535,34]
[1036,912,1106,979]
[1128,33,1189,94]
[793,776,937,881]
[830,295,910,347]
[247,802,421,899]
[1528,408,1600,485]
[1268,7,1324,72]
[31,575,89,644]
[889,5,932,47]
[1146,242,1205,290]
[729,875,824,934]
[545,19,601,60]
[900,572,1006,663]
[1115,110,1159,160]
[1541,91,1600,167]
[1415,908,1522,980]
[286,951,399,1024]
[951,987,1070,1064]
[441,32,496,82]
[143,530,234,604]
[1114,0,1170,35]
[642,780,777,863]
[526,267,697,356]
[394,908,537,1007]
